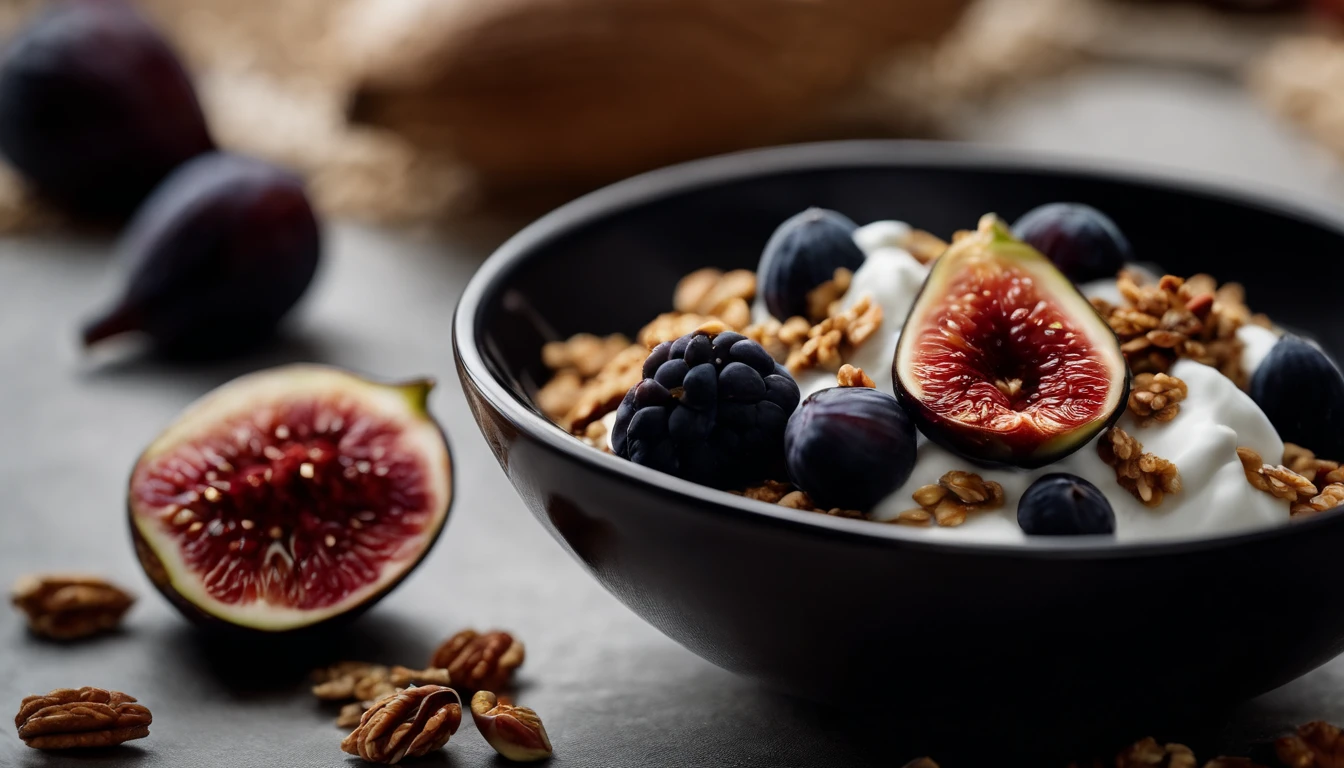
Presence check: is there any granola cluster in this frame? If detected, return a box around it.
[1237,447,1344,518]
[731,480,864,520]
[899,471,1006,527]
[1097,427,1182,508]
[535,268,760,435]
[1091,271,1272,388]
[1128,373,1187,427]
[744,294,883,376]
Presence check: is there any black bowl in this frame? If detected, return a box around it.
[453,141,1344,748]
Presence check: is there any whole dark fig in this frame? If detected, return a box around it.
[784,386,917,512]
[1013,203,1131,284]
[758,207,866,321]
[1250,334,1344,458]
[0,0,213,215]
[1017,473,1115,536]
[82,152,320,357]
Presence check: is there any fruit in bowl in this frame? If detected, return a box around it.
[453,142,1344,748]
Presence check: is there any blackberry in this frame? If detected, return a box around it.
[612,330,800,489]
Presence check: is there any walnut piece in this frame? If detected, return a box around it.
[836,364,875,388]
[1284,443,1344,487]
[1098,428,1181,507]
[541,332,630,378]
[1114,737,1197,768]
[311,661,450,703]
[1237,446,1320,513]
[901,471,1005,527]
[784,295,883,374]
[15,687,151,750]
[10,574,135,641]
[341,685,462,764]
[430,629,525,692]
[1128,372,1188,427]
[471,690,554,762]
[1277,721,1344,768]
[805,267,852,322]
[673,268,755,316]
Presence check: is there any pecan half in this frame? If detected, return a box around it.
[1277,720,1344,768]
[341,685,462,764]
[10,574,134,640]
[15,687,151,750]
[312,661,450,703]
[430,630,525,692]
[471,690,553,762]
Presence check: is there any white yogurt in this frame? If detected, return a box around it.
[779,221,1289,543]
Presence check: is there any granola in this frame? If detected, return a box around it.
[901,471,1005,527]
[1094,270,1273,388]
[1128,373,1188,427]
[1097,427,1181,507]
[1237,447,1319,512]
[1277,720,1344,767]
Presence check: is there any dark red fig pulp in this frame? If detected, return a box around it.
[893,215,1128,468]
[129,365,452,632]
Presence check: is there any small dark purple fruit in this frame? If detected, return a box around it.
[784,387,917,512]
[1017,473,1115,536]
[613,330,800,489]
[0,0,213,214]
[1250,334,1344,458]
[1013,203,1131,283]
[894,215,1129,468]
[758,207,866,320]
[82,152,320,358]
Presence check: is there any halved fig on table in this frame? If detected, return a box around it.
[128,365,452,632]
[894,215,1129,468]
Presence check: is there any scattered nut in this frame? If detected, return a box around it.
[311,661,450,704]
[430,630,525,692]
[673,268,755,316]
[15,687,151,750]
[10,574,134,640]
[341,685,462,764]
[471,690,553,763]
[336,702,367,729]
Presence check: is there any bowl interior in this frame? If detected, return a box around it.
[470,143,1344,420]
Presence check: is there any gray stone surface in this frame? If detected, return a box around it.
[3,63,1344,766]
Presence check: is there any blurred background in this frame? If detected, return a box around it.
[1,0,1343,234]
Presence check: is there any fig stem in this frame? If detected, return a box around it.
[81,304,143,348]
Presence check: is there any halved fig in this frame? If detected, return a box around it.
[893,215,1128,468]
[128,365,452,632]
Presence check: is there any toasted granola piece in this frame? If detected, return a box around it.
[1098,428,1181,507]
[1128,372,1188,426]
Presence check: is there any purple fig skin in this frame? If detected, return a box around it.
[82,152,320,358]
[0,0,213,215]
[785,386,917,511]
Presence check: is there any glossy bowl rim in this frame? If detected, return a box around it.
[453,138,1344,559]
